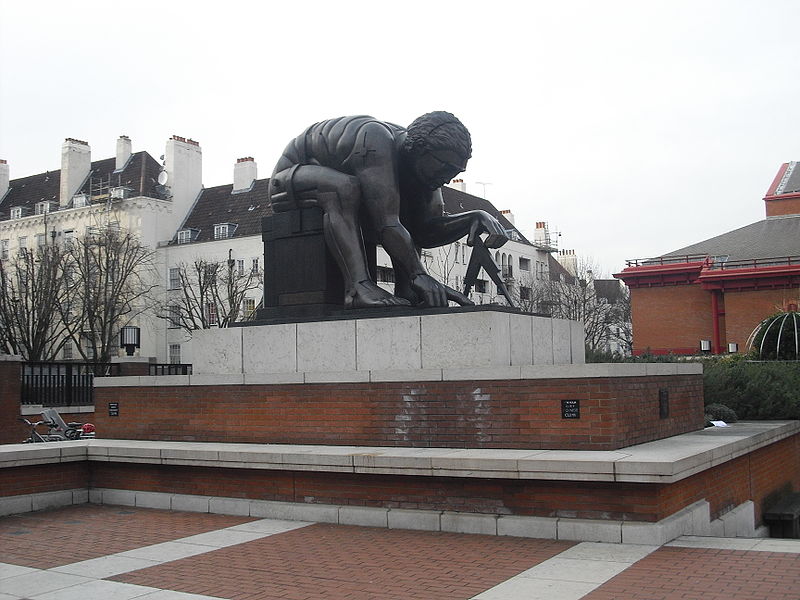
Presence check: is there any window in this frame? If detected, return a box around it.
[18,236,27,256]
[62,341,73,360]
[536,261,546,280]
[205,303,218,326]
[36,233,46,248]
[72,194,87,208]
[10,207,23,219]
[63,230,74,246]
[241,298,256,319]
[177,230,192,244]
[376,266,395,283]
[168,267,180,290]
[453,242,460,264]
[35,201,52,215]
[237,259,245,276]
[519,257,531,271]
[0,239,8,260]
[168,305,181,329]
[475,279,487,294]
[169,344,181,365]
[462,244,466,263]
[520,286,531,301]
[251,258,259,274]
[214,223,236,240]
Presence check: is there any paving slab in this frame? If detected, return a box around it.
[30,579,160,600]
[0,571,90,597]
[52,555,160,579]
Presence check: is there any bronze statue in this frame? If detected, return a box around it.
[268,112,509,308]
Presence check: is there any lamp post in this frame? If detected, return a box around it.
[119,326,141,357]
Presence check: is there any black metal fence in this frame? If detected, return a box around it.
[20,361,193,407]
[150,363,192,376]
[20,362,118,407]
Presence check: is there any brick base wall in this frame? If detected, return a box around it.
[659,434,800,522]
[85,432,800,524]
[93,375,704,451]
[0,359,23,445]
[0,462,89,497]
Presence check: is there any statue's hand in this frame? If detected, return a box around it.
[410,273,448,307]
[467,211,508,248]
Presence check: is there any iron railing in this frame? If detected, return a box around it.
[705,256,800,271]
[20,362,118,407]
[624,254,709,268]
[149,363,192,376]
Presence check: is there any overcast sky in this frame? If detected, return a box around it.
[2,1,799,275]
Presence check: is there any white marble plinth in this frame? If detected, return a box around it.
[182,310,585,375]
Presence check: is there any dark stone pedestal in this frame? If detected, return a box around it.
[259,208,376,320]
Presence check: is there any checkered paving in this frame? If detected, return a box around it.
[1,505,800,600]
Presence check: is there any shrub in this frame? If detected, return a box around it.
[704,357,800,420]
[704,403,738,423]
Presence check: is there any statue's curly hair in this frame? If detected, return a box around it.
[404,111,472,160]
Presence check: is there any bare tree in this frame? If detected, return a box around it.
[534,256,631,354]
[427,242,460,289]
[0,243,70,360]
[60,228,158,363]
[161,258,262,331]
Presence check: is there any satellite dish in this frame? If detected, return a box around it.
[157,170,169,185]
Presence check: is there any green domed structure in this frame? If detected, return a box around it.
[749,303,799,360]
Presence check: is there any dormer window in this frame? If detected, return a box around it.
[10,206,23,219]
[177,228,199,245]
[35,201,54,215]
[72,194,88,208]
[213,223,236,240]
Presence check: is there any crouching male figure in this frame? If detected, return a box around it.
[268,111,508,308]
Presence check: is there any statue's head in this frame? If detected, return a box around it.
[404,111,472,191]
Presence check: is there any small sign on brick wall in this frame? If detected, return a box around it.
[108,402,119,417]
[561,399,580,419]
[659,389,669,419]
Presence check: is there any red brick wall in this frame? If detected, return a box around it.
[0,462,89,497]
[657,434,800,523]
[88,431,800,523]
[0,359,24,445]
[630,285,715,354]
[93,375,704,451]
[724,288,800,350]
[766,196,800,217]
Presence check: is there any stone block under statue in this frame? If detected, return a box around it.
[184,309,585,375]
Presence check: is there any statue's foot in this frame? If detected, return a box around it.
[345,281,412,309]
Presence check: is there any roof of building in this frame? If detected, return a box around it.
[547,254,576,284]
[173,178,531,246]
[0,152,162,220]
[661,214,800,263]
[175,178,272,243]
[593,278,624,303]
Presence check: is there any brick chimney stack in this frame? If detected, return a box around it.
[60,138,91,208]
[116,135,132,171]
[233,157,257,192]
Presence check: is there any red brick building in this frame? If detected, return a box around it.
[615,162,800,355]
